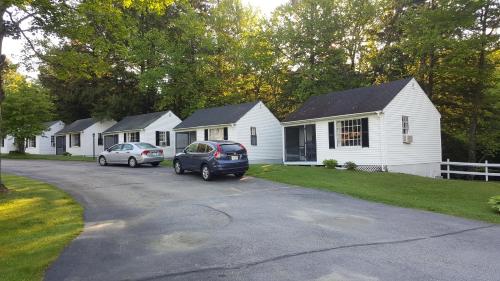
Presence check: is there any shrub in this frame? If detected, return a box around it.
[488,196,500,213]
[62,152,72,157]
[345,161,357,171]
[323,159,338,169]
[8,151,25,155]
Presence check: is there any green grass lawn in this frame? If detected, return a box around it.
[0,174,84,281]
[2,153,96,162]
[248,165,500,224]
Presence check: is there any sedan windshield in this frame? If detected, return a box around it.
[136,143,157,149]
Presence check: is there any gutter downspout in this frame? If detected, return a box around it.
[377,111,387,171]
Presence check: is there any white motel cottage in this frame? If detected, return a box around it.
[174,101,282,163]
[55,118,116,156]
[25,120,66,155]
[102,111,182,158]
[1,135,16,154]
[282,78,442,178]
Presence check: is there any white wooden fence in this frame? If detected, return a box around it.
[442,159,500,181]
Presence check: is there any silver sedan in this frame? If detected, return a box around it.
[98,142,164,167]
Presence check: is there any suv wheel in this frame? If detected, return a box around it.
[174,160,184,174]
[234,172,245,178]
[128,157,138,168]
[201,164,212,181]
[98,156,107,166]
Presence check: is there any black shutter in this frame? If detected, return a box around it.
[155,131,160,146]
[204,129,208,141]
[361,118,369,147]
[33,137,36,148]
[124,133,127,143]
[69,135,72,147]
[328,122,335,149]
[136,132,140,142]
[223,127,228,140]
[166,131,170,146]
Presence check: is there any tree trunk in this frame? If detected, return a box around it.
[0,6,8,192]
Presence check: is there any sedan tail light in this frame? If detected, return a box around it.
[141,150,150,156]
[159,149,163,154]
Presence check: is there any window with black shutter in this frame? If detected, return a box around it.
[361,118,369,147]
[223,127,228,140]
[97,133,103,146]
[250,127,257,146]
[204,129,208,141]
[135,132,140,142]
[328,122,335,149]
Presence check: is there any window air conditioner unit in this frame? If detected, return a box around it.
[403,135,413,144]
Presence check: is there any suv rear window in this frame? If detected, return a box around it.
[136,143,156,149]
[220,144,243,153]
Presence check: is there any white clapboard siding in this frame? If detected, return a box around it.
[234,102,283,163]
[140,111,182,159]
[26,121,65,155]
[66,120,116,157]
[315,114,383,165]
[383,79,442,166]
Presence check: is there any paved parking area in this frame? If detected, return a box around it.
[3,160,500,281]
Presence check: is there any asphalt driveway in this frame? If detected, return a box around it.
[3,160,500,281]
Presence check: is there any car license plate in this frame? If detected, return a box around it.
[231,155,239,160]
[151,152,158,156]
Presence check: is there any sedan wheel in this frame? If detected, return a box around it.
[128,157,138,168]
[201,164,212,181]
[98,156,107,166]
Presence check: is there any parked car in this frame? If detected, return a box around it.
[98,142,164,167]
[173,141,249,181]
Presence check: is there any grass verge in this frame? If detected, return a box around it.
[248,164,500,224]
[0,174,84,281]
[2,153,95,162]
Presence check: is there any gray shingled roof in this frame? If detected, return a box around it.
[43,120,62,128]
[104,111,169,133]
[174,101,259,130]
[55,118,96,134]
[283,78,413,122]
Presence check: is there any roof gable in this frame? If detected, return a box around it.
[174,101,259,129]
[283,78,413,122]
[56,118,96,134]
[43,120,62,128]
[104,111,169,133]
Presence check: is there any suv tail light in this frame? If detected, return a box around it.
[214,144,222,159]
[239,143,247,152]
[141,150,150,156]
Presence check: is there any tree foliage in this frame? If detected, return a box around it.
[2,0,499,162]
[2,66,54,153]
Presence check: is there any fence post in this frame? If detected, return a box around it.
[485,160,489,182]
[446,158,450,180]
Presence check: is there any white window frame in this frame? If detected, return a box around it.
[402,116,410,135]
[158,131,170,147]
[126,132,140,142]
[209,128,225,140]
[71,133,81,147]
[26,136,36,148]
[250,127,257,146]
[337,119,362,147]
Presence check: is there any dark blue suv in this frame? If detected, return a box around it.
[173,141,249,181]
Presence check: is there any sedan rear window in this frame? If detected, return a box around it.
[220,144,244,153]
[136,143,156,149]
